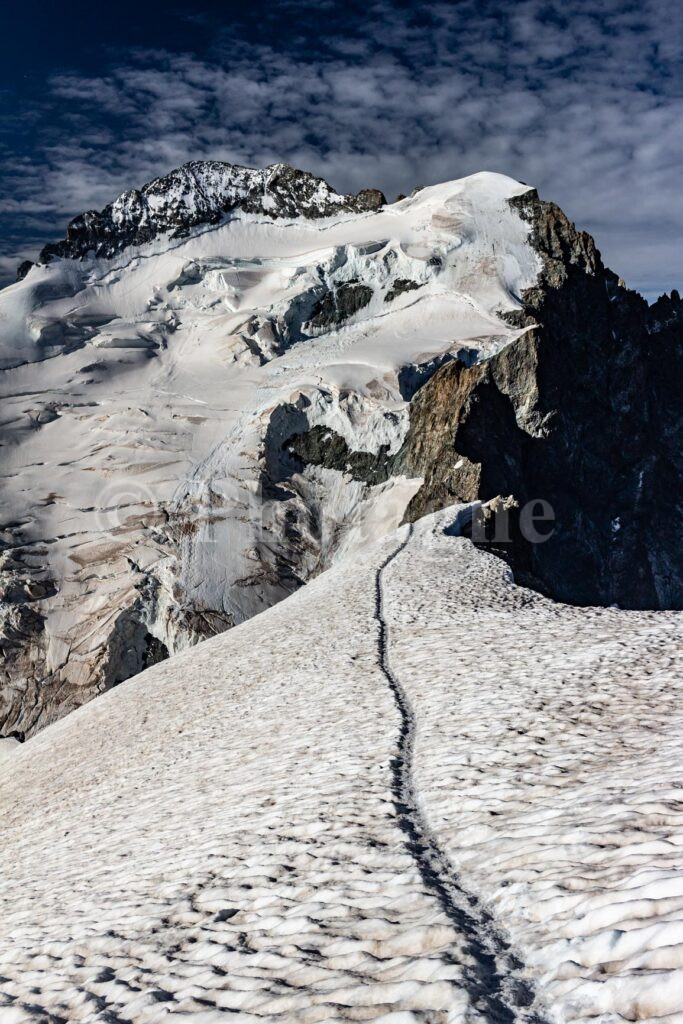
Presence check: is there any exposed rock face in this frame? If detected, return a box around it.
[290,190,682,609]
[412,192,681,609]
[384,278,422,303]
[307,282,374,330]
[287,425,394,486]
[21,161,386,274]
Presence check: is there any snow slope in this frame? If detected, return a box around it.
[1,506,681,1023]
[0,168,539,736]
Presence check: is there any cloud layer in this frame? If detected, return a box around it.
[1,0,682,298]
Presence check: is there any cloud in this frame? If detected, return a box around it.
[1,0,682,298]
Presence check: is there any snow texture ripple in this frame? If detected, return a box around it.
[0,507,681,1023]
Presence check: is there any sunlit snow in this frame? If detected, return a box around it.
[0,171,540,731]
[1,507,681,1022]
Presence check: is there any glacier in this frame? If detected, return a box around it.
[0,167,539,736]
[1,157,682,1023]
[1,508,681,1022]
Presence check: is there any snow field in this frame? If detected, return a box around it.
[384,513,683,1021]
[0,524,502,1023]
[2,507,680,1022]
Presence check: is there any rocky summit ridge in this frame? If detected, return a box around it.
[17,161,385,277]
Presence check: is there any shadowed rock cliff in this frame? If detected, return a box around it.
[290,191,682,609]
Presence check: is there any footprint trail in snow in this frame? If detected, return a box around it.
[376,524,543,1023]
[1,507,681,1023]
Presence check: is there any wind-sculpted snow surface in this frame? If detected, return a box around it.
[384,514,683,1020]
[0,167,538,736]
[1,507,681,1023]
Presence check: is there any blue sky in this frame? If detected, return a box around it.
[1,0,682,298]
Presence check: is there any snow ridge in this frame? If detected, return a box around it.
[376,523,543,1021]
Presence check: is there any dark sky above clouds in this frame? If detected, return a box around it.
[1,0,682,298]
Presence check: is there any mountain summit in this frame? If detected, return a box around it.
[0,163,681,739]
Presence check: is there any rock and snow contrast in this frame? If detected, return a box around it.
[1,508,682,1023]
[2,159,681,739]
[0,162,541,736]
[0,159,682,1021]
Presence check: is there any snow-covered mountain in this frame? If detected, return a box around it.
[0,163,539,736]
[2,508,682,1022]
[1,159,682,1023]
[0,160,681,739]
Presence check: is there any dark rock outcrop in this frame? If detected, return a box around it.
[287,425,393,485]
[16,260,34,282]
[307,282,374,330]
[384,278,422,303]
[399,193,683,609]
